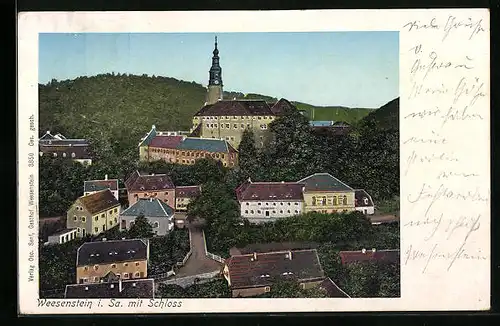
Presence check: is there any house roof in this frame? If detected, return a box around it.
[226,249,325,289]
[146,135,237,154]
[175,185,201,198]
[319,277,351,298]
[339,249,400,265]
[231,242,320,256]
[310,121,334,127]
[236,181,305,201]
[77,189,120,215]
[298,173,353,192]
[138,125,158,147]
[76,239,149,266]
[65,279,155,298]
[84,179,119,192]
[270,98,296,116]
[149,135,184,148]
[124,171,175,192]
[194,100,275,117]
[39,145,93,159]
[354,189,374,207]
[176,137,234,153]
[39,139,89,146]
[120,198,174,218]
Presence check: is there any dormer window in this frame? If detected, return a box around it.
[71,153,76,158]
[363,198,369,205]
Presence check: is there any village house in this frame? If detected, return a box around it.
[46,228,78,245]
[120,198,175,236]
[339,249,400,266]
[309,121,351,136]
[235,179,305,223]
[223,249,326,297]
[84,175,119,200]
[354,189,375,215]
[175,185,201,211]
[124,170,176,207]
[75,238,149,284]
[138,126,239,168]
[298,173,356,214]
[66,189,121,238]
[39,131,92,166]
[65,278,155,298]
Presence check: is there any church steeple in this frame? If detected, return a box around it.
[206,36,223,104]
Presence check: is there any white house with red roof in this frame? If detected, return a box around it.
[236,178,305,223]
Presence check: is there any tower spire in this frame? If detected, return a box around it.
[206,35,223,104]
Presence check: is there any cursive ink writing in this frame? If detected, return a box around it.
[407,183,489,217]
[408,81,449,100]
[440,105,483,128]
[403,130,447,145]
[453,76,486,107]
[443,15,485,41]
[410,51,474,81]
[404,150,459,176]
[437,170,479,179]
[404,243,487,273]
[404,107,441,119]
[403,18,440,32]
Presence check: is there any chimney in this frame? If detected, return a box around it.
[46,130,50,134]
[288,251,293,260]
[152,125,156,130]
[253,252,257,261]
[150,198,153,202]
[118,278,123,293]
[84,286,89,291]
[105,174,108,180]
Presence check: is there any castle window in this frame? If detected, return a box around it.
[233,124,237,129]
[94,227,98,232]
[226,123,230,128]
[221,124,224,129]
[343,196,348,205]
[257,210,261,214]
[94,265,99,271]
[81,217,86,222]
[241,124,245,129]
[250,210,254,214]
[73,215,77,221]
[111,264,116,268]
[247,124,251,128]
[135,262,140,266]
[94,216,98,221]
[258,117,262,120]
[244,210,248,214]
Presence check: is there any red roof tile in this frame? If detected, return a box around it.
[236,182,304,201]
[226,249,325,289]
[125,171,175,192]
[339,249,400,265]
[175,185,201,198]
[149,135,184,149]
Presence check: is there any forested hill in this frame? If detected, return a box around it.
[39,73,373,152]
[361,97,399,130]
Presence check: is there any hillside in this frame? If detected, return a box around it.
[361,97,399,130]
[39,73,376,154]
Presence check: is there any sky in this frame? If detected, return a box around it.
[39,32,399,108]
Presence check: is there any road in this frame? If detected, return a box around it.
[173,225,222,278]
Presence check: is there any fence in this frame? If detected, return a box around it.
[158,270,220,288]
[201,230,226,264]
[151,267,176,281]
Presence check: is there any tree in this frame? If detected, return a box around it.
[127,214,154,238]
[238,129,259,179]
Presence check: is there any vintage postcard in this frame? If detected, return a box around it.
[17,9,490,314]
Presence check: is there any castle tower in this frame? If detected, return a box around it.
[206,36,223,105]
